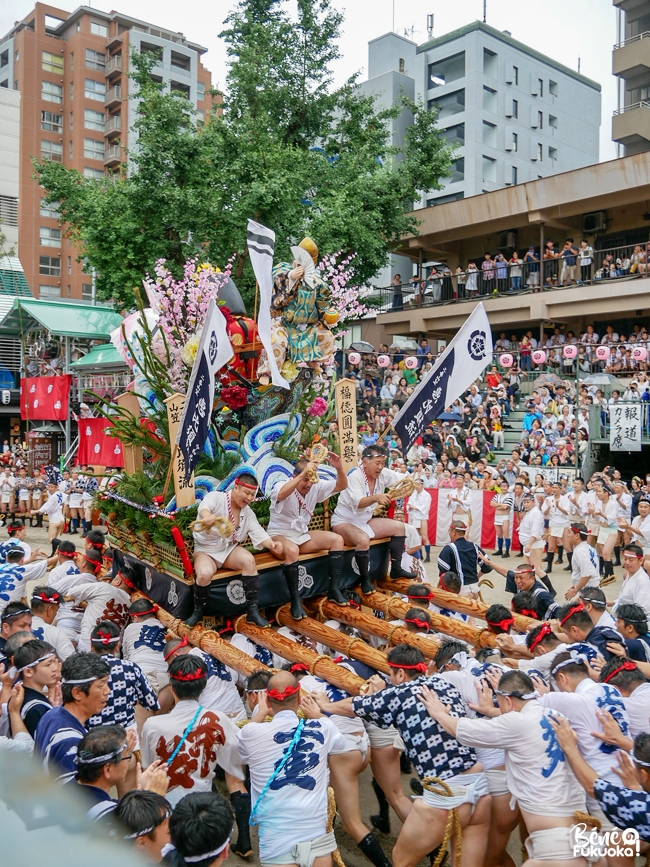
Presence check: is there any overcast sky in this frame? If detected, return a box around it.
[1,0,619,159]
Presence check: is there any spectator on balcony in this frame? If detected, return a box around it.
[417,339,432,368]
[578,240,594,283]
[481,252,496,296]
[466,261,479,298]
[394,378,409,407]
[380,376,396,407]
[494,333,511,352]
[559,238,579,285]
[624,382,641,401]
[425,268,442,304]
[524,247,540,291]
[495,253,508,293]
[390,274,403,311]
[442,265,453,301]
[617,252,631,276]
[543,240,559,287]
[519,334,532,373]
[630,245,646,274]
[486,366,503,389]
[454,265,466,299]
[508,251,523,291]
[581,324,599,345]
[410,272,424,305]
[601,325,619,344]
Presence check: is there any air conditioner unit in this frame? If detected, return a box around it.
[497,230,518,249]
[582,211,607,233]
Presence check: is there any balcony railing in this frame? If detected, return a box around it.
[614,30,650,50]
[104,85,122,107]
[588,402,650,443]
[105,114,121,136]
[104,144,122,165]
[372,240,650,315]
[105,55,122,77]
[613,100,650,116]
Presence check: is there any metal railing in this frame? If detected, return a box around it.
[613,100,650,115]
[105,114,121,135]
[371,240,650,314]
[613,30,650,50]
[588,402,650,442]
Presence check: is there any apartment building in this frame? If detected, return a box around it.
[612,0,650,154]
[0,3,216,302]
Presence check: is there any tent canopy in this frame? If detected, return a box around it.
[69,343,126,369]
[0,299,124,339]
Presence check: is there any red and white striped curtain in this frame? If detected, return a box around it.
[409,490,522,551]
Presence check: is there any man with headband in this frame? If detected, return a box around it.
[238,671,347,867]
[556,601,622,661]
[331,446,416,595]
[122,593,170,693]
[12,638,60,736]
[166,792,233,867]
[481,557,559,619]
[114,790,172,863]
[267,451,349,610]
[599,657,650,739]
[0,602,33,667]
[0,545,48,617]
[420,669,588,866]
[438,522,493,598]
[65,550,131,651]
[564,522,600,601]
[46,540,83,642]
[516,493,545,573]
[190,472,284,628]
[34,652,110,783]
[612,543,650,620]
[29,585,75,660]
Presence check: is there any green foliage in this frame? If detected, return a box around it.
[34,2,453,311]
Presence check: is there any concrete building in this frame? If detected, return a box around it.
[0,87,20,258]
[0,3,217,302]
[612,0,650,155]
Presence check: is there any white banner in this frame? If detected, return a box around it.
[610,403,642,452]
[247,219,288,390]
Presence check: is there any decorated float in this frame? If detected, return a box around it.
[94,227,521,687]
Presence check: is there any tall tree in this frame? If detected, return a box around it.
[35,0,454,310]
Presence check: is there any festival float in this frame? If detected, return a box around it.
[94,225,512,688]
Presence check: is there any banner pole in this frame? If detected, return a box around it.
[162,444,177,502]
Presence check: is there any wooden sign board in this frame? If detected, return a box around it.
[115,392,144,475]
[334,378,358,477]
[164,393,195,508]
[27,432,54,474]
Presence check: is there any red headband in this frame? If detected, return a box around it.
[132,605,158,617]
[516,608,539,620]
[348,600,361,610]
[488,616,514,633]
[516,566,535,576]
[528,622,552,652]
[267,684,301,701]
[560,602,585,627]
[218,620,234,636]
[91,629,117,645]
[170,666,206,682]
[83,553,102,570]
[404,617,430,632]
[85,536,105,549]
[603,660,637,683]
[388,661,427,673]
[59,550,77,559]
[32,591,61,605]
[570,525,587,536]
[408,591,435,602]
[289,662,309,674]
[235,479,258,490]
[119,572,136,589]
[164,636,188,661]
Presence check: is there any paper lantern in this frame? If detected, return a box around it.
[595,345,610,361]
[377,354,391,368]
[499,353,513,367]
[532,350,546,365]
[632,346,647,361]
[348,352,361,365]
[562,344,578,359]
[404,356,418,369]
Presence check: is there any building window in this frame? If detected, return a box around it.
[197,81,205,99]
[0,50,8,68]
[41,81,63,104]
[0,80,7,89]
[537,142,543,161]
[13,80,18,90]
[82,283,93,300]
[549,79,558,96]
[483,85,497,112]
[41,140,63,162]
[0,196,18,226]
[170,81,191,98]
[549,114,558,129]
[483,48,497,77]
[427,51,465,89]
[538,111,543,129]
[70,51,74,71]
[513,65,519,85]
[42,51,63,73]
[39,285,61,298]
[70,81,74,99]
[512,132,518,152]
[512,99,518,118]
[41,110,63,132]
[170,51,191,71]
[40,198,60,219]
[549,146,557,160]
[450,157,465,182]
[196,109,205,125]
[90,22,109,38]
[399,57,405,73]
[482,155,497,182]
[428,88,465,118]
[511,166,518,185]
[140,42,163,61]
[84,78,105,101]
[538,78,544,96]
[85,48,106,70]
[69,140,73,159]
[441,123,465,145]
[13,50,18,62]
[39,256,60,276]
[67,256,71,275]
[40,227,61,247]
[426,191,465,206]
[84,109,105,131]
[84,137,104,160]
[69,111,74,130]
[84,167,104,179]
[482,120,497,147]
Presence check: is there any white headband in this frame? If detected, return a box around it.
[183,836,231,863]
[75,741,127,765]
[124,808,172,839]
[61,676,100,684]
[551,651,588,678]
[16,651,55,673]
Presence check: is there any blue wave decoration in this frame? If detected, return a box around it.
[243,413,302,455]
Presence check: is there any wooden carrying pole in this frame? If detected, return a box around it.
[233,615,365,695]
[377,578,537,634]
[274,604,390,674]
[355,590,496,649]
[304,597,442,658]
[131,591,270,679]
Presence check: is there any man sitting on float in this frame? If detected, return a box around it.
[331,445,417,594]
[266,451,349,616]
[188,473,284,628]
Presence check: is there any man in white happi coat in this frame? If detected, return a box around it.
[517,493,546,572]
[611,543,650,620]
[267,451,348,613]
[406,478,432,562]
[331,446,416,595]
[564,522,601,601]
[190,472,284,628]
[420,669,589,866]
[29,585,75,660]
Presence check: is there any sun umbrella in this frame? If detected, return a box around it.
[581,373,625,388]
[349,341,375,353]
[533,373,563,388]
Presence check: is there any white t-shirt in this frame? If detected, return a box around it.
[67,581,130,651]
[38,491,64,523]
[122,618,169,674]
[408,488,432,522]
[543,495,571,527]
[0,559,48,615]
[621,682,650,738]
[30,614,76,660]
[193,491,270,553]
[570,541,601,589]
[237,709,345,860]
[517,507,544,545]
[332,467,405,532]
[300,674,363,736]
[614,568,650,619]
[632,514,650,549]
[437,668,504,771]
[456,700,586,817]
[48,562,84,637]
[189,647,246,721]
[267,479,336,539]
[614,492,632,521]
[142,698,244,806]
